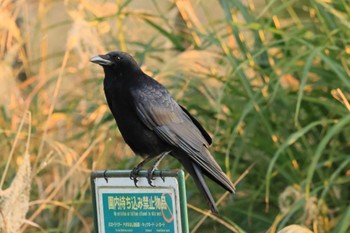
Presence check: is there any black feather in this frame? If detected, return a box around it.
[90,51,235,213]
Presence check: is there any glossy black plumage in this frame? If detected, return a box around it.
[90,51,235,213]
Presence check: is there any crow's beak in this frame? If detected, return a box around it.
[90,55,112,66]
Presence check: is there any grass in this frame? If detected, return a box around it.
[0,0,349,232]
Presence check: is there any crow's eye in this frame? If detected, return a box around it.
[115,56,121,61]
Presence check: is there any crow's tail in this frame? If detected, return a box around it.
[188,162,219,214]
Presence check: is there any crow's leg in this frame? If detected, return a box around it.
[130,156,155,187]
[147,151,171,186]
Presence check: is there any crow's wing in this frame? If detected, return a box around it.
[131,79,234,192]
[179,105,212,145]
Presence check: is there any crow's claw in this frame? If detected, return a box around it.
[130,167,140,187]
[147,167,157,187]
[103,170,108,183]
[160,170,165,182]
[133,177,139,187]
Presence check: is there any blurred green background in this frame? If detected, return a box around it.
[0,0,349,232]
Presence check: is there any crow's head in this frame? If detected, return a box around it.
[90,51,140,73]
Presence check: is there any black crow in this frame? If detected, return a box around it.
[90,51,235,213]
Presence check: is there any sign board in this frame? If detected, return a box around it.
[91,170,188,233]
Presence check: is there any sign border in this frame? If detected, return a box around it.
[91,170,189,233]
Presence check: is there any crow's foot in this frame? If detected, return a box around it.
[146,151,171,186]
[129,155,155,187]
[130,167,141,187]
[147,166,157,187]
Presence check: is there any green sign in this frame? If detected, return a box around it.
[91,170,188,233]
